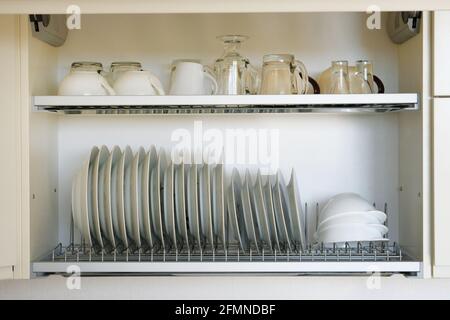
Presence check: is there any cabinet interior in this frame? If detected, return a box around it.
[27,12,427,274]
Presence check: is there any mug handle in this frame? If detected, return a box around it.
[308,76,321,94]
[147,72,165,95]
[98,74,116,95]
[243,63,260,94]
[203,66,218,95]
[293,60,309,95]
[373,75,385,93]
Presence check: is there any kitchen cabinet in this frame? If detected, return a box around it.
[433,99,450,277]
[0,15,23,280]
[0,10,435,279]
[433,11,450,96]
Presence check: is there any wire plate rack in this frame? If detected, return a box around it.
[32,201,422,275]
[32,241,421,275]
[47,241,404,263]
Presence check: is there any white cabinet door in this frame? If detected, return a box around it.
[434,11,450,96]
[433,98,450,277]
[0,15,21,279]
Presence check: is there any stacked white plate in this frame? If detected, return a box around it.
[71,146,308,252]
[314,193,389,244]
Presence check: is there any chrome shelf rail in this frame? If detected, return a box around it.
[32,241,422,275]
[33,94,419,114]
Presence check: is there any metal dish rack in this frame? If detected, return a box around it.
[32,203,422,275]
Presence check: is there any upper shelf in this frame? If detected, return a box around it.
[33,94,419,115]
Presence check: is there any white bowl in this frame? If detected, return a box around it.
[319,193,375,224]
[314,223,388,244]
[317,210,387,232]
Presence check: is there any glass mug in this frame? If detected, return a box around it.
[329,60,350,94]
[259,54,318,95]
[349,60,385,94]
[319,60,385,94]
[213,35,259,95]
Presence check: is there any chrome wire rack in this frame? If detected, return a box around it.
[32,201,422,275]
[46,241,403,263]
[32,241,421,275]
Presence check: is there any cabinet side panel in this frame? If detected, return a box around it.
[433,98,450,267]
[397,12,432,275]
[28,34,59,262]
[0,15,21,279]
[433,11,450,96]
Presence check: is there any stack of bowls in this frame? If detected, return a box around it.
[314,193,388,244]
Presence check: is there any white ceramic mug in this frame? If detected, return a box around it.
[169,61,218,95]
[58,62,115,96]
[58,70,115,96]
[113,70,165,95]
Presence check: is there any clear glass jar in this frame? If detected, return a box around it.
[213,35,259,95]
[330,60,350,94]
[259,54,309,95]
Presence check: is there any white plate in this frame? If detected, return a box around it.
[199,164,214,247]
[72,170,82,237]
[252,171,272,251]
[130,147,145,248]
[123,146,134,247]
[272,175,291,251]
[71,170,78,231]
[92,145,109,248]
[241,170,259,252]
[104,146,121,247]
[151,148,166,248]
[228,169,248,252]
[175,162,189,248]
[277,172,296,246]
[164,159,177,249]
[80,146,99,248]
[97,146,110,243]
[116,146,132,248]
[286,170,306,249]
[263,177,280,252]
[186,163,202,248]
[212,164,226,249]
[140,146,156,248]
